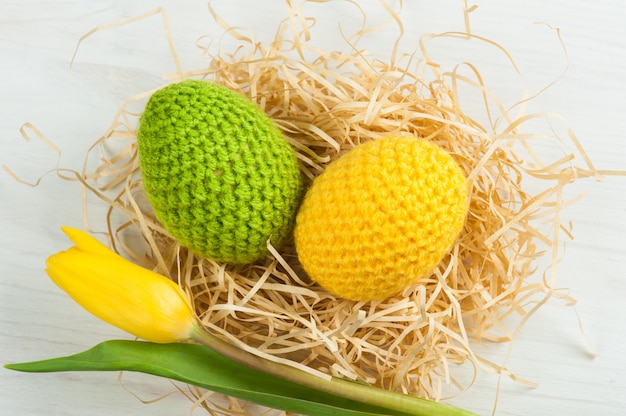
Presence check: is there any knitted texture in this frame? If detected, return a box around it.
[294,136,468,301]
[137,80,302,264]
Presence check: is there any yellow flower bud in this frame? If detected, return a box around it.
[45,227,199,343]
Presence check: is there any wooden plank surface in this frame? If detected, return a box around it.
[1,1,625,415]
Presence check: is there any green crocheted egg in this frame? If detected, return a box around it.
[137,80,303,264]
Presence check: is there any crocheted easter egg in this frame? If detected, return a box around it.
[137,80,302,264]
[294,136,468,301]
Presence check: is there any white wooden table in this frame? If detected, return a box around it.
[1,1,625,415]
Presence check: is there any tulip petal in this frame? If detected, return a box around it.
[46,228,198,343]
[61,226,118,257]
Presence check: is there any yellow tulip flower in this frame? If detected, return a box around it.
[29,227,478,416]
[45,227,199,343]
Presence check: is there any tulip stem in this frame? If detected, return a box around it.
[190,325,477,416]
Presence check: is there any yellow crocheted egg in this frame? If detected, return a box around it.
[294,136,468,301]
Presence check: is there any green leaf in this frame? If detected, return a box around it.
[5,340,420,416]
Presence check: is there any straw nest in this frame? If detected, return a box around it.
[35,1,613,412]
